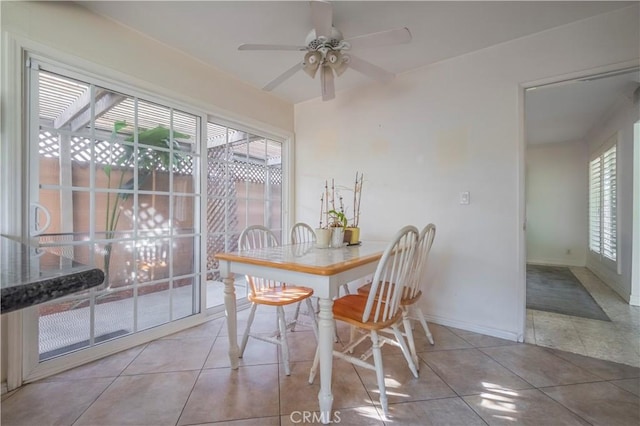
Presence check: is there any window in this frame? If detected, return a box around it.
[589,137,617,263]
[28,62,202,361]
[204,121,283,310]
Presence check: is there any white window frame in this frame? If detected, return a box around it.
[2,37,292,387]
[589,133,618,271]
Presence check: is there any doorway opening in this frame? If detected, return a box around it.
[523,66,640,367]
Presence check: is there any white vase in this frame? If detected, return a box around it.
[315,228,331,248]
[330,227,345,248]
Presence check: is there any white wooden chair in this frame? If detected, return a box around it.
[309,225,419,418]
[290,222,318,329]
[357,223,437,370]
[290,222,316,246]
[238,225,318,376]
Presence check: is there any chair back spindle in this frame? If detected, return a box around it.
[363,225,419,324]
[403,224,436,301]
[291,222,316,244]
[239,225,280,295]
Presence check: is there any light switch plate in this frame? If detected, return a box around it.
[460,191,470,205]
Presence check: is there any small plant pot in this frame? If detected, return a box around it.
[330,227,345,248]
[315,228,331,248]
[344,227,360,245]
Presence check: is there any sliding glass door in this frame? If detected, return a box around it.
[204,121,283,310]
[28,61,202,361]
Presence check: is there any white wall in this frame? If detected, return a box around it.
[585,94,640,304]
[294,5,639,340]
[1,1,294,387]
[1,1,293,132]
[526,141,588,267]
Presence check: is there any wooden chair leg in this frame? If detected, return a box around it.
[414,307,434,345]
[291,300,303,331]
[402,312,419,372]
[391,323,418,378]
[370,331,389,418]
[239,303,257,358]
[277,306,291,375]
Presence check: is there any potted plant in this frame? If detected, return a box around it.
[344,172,363,245]
[328,209,347,247]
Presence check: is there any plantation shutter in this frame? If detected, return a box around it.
[589,140,617,263]
[601,145,617,261]
[589,157,602,254]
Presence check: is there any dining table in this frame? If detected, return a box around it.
[215,240,388,424]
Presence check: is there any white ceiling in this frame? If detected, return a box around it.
[77,1,638,145]
[525,68,640,145]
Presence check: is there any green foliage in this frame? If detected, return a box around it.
[101,121,191,283]
[328,209,347,228]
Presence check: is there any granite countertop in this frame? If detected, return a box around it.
[1,236,105,314]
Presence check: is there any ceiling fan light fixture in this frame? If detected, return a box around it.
[303,51,322,78]
[238,1,411,101]
[326,50,348,76]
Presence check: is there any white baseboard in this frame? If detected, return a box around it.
[1,381,7,395]
[526,259,585,267]
[629,293,640,306]
[423,313,522,342]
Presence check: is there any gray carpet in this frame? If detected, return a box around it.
[526,264,611,322]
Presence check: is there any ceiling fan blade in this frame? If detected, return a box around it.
[310,0,332,39]
[321,66,335,101]
[239,44,307,51]
[263,62,304,91]
[345,27,412,50]
[346,54,394,83]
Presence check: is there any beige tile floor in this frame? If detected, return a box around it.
[525,266,640,368]
[2,302,639,425]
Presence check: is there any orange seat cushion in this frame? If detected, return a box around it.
[249,285,314,306]
[333,294,402,331]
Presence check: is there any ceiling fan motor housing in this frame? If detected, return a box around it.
[305,27,345,51]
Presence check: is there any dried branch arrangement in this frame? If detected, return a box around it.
[352,172,363,228]
[318,172,363,229]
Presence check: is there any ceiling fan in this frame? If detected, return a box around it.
[238,0,412,101]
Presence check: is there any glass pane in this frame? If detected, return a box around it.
[174,195,196,234]
[207,197,226,234]
[137,148,172,191]
[38,297,91,360]
[95,191,135,236]
[247,199,265,226]
[138,280,170,331]
[94,289,134,338]
[96,240,136,289]
[233,198,247,232]
[174,153,196,194]
[138,194,171,237]
[207,158,228,197]
[173,236,197,277]
[173,276,197,319]
[137,100,172,147]
[174,110,198,154]
[137,238,171,284]
[37,188,64,235]
[94,141,136,192]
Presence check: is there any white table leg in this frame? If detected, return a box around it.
[223,272,240,369]
[317,297,334,424]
